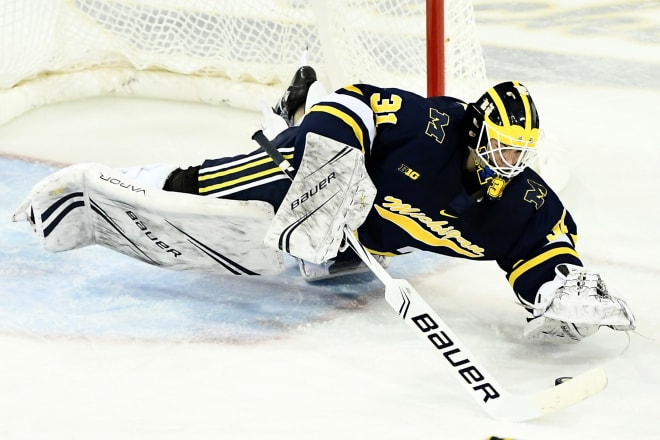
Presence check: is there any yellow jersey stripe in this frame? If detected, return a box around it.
[199,154,293,182]
[307,105,365,153]
[508,246,581,287]
[343,85,363,95]
[199,166,284,193]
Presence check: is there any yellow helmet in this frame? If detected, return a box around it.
[464,81,541,198]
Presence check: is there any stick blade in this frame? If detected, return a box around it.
[486,367,607,422]
[533,367,608,417]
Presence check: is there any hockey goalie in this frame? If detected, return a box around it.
[13,65,635,344]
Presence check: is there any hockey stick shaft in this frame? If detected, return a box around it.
[252,130,296,179]
[252,129,607,421]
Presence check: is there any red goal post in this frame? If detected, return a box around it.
[0,0,487,126]
[427,0,445,96]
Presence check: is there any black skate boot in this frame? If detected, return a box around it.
[273,65,317,126]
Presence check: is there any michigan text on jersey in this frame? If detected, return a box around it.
[376,196,485,258]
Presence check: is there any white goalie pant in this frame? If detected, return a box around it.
[263,132,377,264]
[12,163,284,275]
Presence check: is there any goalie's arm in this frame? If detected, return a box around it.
[500,206,635,342]
[504,235,582,312]
[495,199,582,312]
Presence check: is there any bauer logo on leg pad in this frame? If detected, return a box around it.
[290,172,336,210]
[15,163,284,275]
[125,210,181,257]
[264,133,376,264]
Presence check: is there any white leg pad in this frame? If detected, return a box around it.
[117,163,178,189]
[13,163,283,275]
[264,133,376,264]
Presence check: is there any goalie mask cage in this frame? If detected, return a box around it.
[0,0,487,127]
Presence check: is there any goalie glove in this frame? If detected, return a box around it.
[524,264,636,344]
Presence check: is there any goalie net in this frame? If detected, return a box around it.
[0,0,487,126]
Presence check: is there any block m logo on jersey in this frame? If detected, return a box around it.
[524,178,547,209]
[425,108,449,143]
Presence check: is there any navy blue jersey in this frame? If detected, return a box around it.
[197,84,582,310]
[293,84,583,309]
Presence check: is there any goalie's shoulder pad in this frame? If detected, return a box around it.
[264,132,376,263]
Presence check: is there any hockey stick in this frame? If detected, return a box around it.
[252,130,607,422]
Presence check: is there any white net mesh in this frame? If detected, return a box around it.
[0,0,487,125]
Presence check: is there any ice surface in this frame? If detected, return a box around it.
[1,2,659,439]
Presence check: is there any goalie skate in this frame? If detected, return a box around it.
[273,65,318,126]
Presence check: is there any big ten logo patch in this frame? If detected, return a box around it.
[398,164,420,180]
